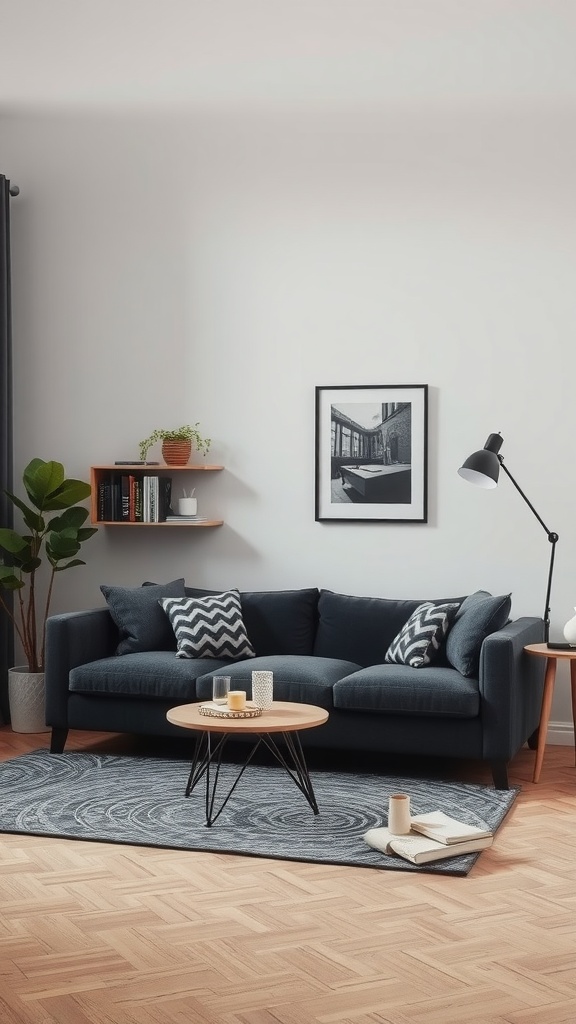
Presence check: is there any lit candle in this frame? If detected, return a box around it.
[227,690,246,711]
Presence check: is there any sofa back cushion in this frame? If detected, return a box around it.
[313,590,422,667]
[313,590,466,668]
[445,590,512,677]
[185,586,319,658]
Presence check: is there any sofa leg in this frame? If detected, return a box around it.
[50,727,68,754]
[491,760,509,789]
[527,727,539,750]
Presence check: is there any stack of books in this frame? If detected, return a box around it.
[97,474,172,523]
[165,514,209,523]
[364,810,493,865]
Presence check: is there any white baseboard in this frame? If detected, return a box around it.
[545,720,575,745]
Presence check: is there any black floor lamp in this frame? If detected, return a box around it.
[458,432,565,649]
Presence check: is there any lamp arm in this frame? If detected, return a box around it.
[499,458,558,643]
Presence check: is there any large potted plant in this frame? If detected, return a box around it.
[139,423,211,466]
[0,458,97,732]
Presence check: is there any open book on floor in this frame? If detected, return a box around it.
[409,811,493,845]
[363,826,493,865]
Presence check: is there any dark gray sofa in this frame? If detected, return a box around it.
[45,584,545,788]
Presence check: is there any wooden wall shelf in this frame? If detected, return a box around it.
[90,464,224,527]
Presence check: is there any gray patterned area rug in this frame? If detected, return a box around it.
[0,750,518,877]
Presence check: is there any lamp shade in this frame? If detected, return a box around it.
[458,432,503,489]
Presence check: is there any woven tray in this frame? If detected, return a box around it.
[199,702,263,720]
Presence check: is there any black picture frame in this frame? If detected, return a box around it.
[315,384,428,523]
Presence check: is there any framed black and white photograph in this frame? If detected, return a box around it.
[315,384,428,523]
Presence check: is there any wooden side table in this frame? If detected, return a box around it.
[524,643,576,782]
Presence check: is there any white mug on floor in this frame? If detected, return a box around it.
[388,793,411,834]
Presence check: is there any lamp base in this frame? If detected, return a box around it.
[546,641,576,650]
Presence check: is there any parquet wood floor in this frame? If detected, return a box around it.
[0,727,574,1024]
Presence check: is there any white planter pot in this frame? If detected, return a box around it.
[8,666,49,733]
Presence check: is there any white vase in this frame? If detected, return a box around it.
[251,670,274,710]
[563,609,576,644]
[8,666,49,733]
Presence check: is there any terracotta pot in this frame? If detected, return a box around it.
[162,440,192,466]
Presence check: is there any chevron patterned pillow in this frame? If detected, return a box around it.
[385,601,461,668]
[160,590,256,660]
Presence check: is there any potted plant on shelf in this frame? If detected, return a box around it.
[138,423,211,466]
[0,458,97,732]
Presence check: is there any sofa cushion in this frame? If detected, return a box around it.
[313,590,421,666]
[446,591,512,677]
[312,589,464,668]
[100,578,185,655]
[183,587,319,657]
[161,590,256,660]
[385,601,461,668]
[240,588,319,656]
[334,665,480,718]
[196,655,361,711]
[69,650,232,701]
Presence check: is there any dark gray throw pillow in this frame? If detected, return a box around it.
[445,590,512,677]
[101,578,186,655]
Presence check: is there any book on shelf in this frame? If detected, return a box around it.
[165,514,209,522]
[409,811,493,845]
[134,476,143,522]
[159,477,172,521]
[121,475,131,521]
[151,476,158,522]
[129,475,137,522]
[111,477,122,521]
[363,826,493,865]
[98,480,107,521]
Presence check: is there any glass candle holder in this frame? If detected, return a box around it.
[212,675,231,705]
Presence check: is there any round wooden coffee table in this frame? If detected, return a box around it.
[166,700,329,826]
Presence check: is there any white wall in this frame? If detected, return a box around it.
[3,104,576,730]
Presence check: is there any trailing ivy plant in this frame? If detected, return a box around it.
[138,423,211,462]
[0,459,97,673]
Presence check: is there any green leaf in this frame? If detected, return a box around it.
[0,529,29,555]
[0,566,24,590]
[77,527,98,542]
[4,491,44,531]
[17,556,42,573]
[53,558,86,572]
[49,507,89,531]
[42,479,91,511]
[23,460,65,508]
[46,531,81,561]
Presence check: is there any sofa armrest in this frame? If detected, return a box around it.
[479,616,545,760]
[45,608,119,727]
